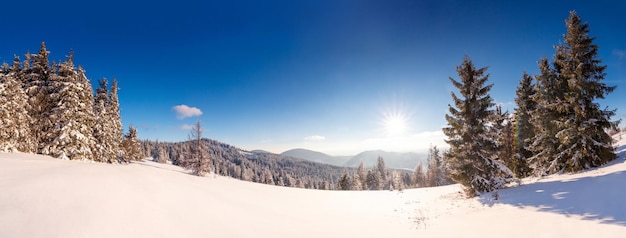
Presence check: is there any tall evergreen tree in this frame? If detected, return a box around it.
[354,161,366,190]
[43,54,96,160]
[531,12,618,174]
[443,56,512,197]
[23,42,53,153]
[93,78,112,162]
[512,72,535,177]
[109,78,123,161]
[0,59,34,152]
[528,58,562,175]
[551,11,618,172]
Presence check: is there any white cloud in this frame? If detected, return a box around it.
[172,105,203,119]
[304,135,326,141]
[180,124,194,130]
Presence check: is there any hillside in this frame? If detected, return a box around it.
[1,132,625,237]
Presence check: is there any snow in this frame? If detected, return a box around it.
[1,132,626,237]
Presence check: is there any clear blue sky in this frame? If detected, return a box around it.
[1,0,624,155]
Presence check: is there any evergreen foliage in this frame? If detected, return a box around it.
[530,11,618,174]
[443,56,512,197]
[42,53,96,161]
[181,120,212,176]
[0,43,127,162]
[121,125,142,161]
[0,61,34,152]
[512,72,535,177]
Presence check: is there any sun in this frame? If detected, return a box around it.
[382,113,408,136]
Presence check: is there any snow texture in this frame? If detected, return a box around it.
[0,132,625,237]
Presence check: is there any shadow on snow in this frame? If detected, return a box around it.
[482,167,626,226]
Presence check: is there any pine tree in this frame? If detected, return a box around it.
[43,53,96,160]
[0,58,34,152]
[442,56,512,197]
[512,72,535,177]
[425,146,445,187]
[550,11,618,172]
[109,78,123,161]
[182,120,211,176]
[23,42,53,153]
[531,12,618,174]
[338,172,352,190]
[413,161,425,188]
[528,58,562,175]
[121,125,142,161]
[365,170,380,190]
[354,161,366,190]
[491,106,516,178]
[93,78,112,162]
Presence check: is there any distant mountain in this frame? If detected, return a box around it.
[345,150,426,170]
[279,148,427,170]
[280,148,350,167]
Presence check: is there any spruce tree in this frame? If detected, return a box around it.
[121,125,142,161]
[93,78,112,162]
[0,59,34,152]
[43,54,96,160]
[512,72,535,177]
[23,42,53,153]
[109,78,123,161]
[413,161,425,188]
[443,56,512,197]
[551,11,618,172]
[528,58,562,175]
[531,12,617,174]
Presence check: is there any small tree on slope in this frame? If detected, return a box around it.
[443,56,512,197]
[182,120,211,176]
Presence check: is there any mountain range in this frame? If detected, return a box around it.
[278,148,427,170]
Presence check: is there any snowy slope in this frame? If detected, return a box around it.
[1,133,625,237]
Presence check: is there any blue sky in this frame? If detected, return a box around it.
[1,0,625,155]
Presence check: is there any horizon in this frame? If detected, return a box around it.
[1,1,624,156]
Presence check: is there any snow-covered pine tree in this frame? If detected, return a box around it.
[528,58,562,175]
[512,72,535,177]
[413,161,425,188]
[442,56,512,197]
[0,58,34,152]
[121,125,142,161]
[182,120,211,176]
[92,78,112,162]
[425,145,445,187]
[43,53,96,161]
[23,42,54,153]
[491,106,516,178]
[108,78,123,162]
[338,172,352,190]
[354,161,366,190]
[548,11,618,172]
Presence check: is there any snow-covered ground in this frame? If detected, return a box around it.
[1,133,625,237]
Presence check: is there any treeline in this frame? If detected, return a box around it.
[0,42,142,162]
[444,12,620,197]
[139,135,449,190]
[338,146,452,191]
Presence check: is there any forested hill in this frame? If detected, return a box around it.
[139,138,442,190]
[140,138,354,190]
